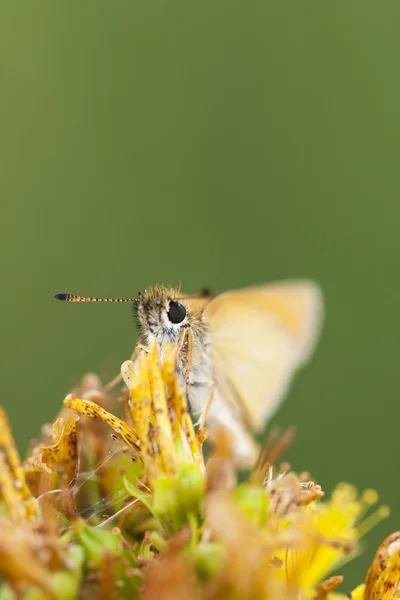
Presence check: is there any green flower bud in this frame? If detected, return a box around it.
[153,476,181,531]
[153,464,205,532]
[73,519,122,566]
[176,464,205,518]
[193,543,225,581]
[234,483,269,527]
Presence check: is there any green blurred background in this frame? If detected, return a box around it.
[1,0,399,589]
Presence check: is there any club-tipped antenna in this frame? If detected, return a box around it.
[54,293,137,303]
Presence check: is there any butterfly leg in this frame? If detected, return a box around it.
[178,326,194,401]
[136,344,149,354]
[189,380,215,427]
[175,325,196,405]
[184,326,193,385]
[176,325,188,355]
[198,385,215,429]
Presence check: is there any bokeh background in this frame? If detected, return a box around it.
[1,1,399,589]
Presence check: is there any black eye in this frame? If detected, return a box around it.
[167,301,186,324]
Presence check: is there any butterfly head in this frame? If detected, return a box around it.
[134,285,190,346]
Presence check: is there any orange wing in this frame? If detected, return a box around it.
[203,281,323,431]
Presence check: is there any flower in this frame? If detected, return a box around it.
[264,477,390,598]
[0,341,395,599]
[0,408,83,599]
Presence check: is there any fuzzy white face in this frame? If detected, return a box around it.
[135,291,189,348]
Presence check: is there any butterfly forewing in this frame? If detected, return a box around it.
[203,281,323,431]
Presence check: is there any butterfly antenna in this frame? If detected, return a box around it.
[54,293,137,303]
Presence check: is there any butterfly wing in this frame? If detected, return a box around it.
[203,281,323,432]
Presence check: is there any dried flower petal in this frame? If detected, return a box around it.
[64,394,140,450]
[365,532,400,600]
[0,407,38,521]
[162,344,203,468]
[25,417,78,484]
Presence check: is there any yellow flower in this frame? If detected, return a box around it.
[1,335,396,599]
[63,343,392,597]
[258,472,389,598]
[65,342,207,533]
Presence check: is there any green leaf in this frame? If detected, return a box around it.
[123,475,155,516]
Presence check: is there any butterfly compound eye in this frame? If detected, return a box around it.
[167,301,186,324]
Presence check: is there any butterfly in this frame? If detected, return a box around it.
[55,280,323,465]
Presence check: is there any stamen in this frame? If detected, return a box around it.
[357,506,391,538]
